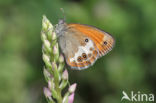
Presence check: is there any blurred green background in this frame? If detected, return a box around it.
[0,0,156,103]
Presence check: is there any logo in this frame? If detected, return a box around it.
[121,91,154,102]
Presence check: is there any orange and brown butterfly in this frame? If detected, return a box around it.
[55,19,115,70]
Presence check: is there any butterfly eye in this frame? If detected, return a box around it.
[82,53,87,60]
[85,38,89,42]
[103,41,107,45]
[77,56,82,62]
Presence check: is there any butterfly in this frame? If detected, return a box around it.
[55,19,115,70]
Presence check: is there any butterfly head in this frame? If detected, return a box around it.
[55,19,67,37]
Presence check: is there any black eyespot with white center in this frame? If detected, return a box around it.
[77,56,82,62]
[82,53,87,60]
[85,38,89,42]
[104,41,107,45]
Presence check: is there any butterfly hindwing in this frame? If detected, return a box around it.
[66,37,99,70]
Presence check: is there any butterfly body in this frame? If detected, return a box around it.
[55,19,115,70]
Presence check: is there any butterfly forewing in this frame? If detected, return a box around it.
[65,36,99,70]
[67,24,115,57]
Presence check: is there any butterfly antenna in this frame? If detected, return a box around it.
[60,8,66,21]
